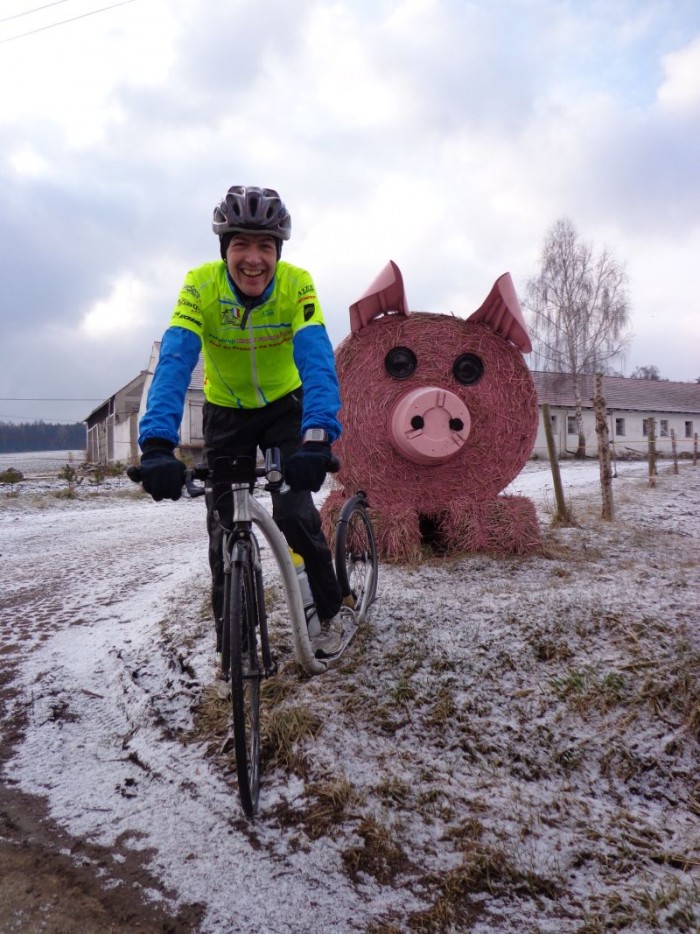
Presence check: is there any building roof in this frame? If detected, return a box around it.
[84,370,148,423]
[532,371,700,414]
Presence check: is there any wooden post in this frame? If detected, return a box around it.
[671,429,679,475]
[608,411,618,478]
[593,374,614,520]
[648,417,657,488]
[694,432,698,467]
[542,403,572,524]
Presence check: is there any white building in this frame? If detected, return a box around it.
[532,372,700,459]
[86,353,700,466]
[85,342,204,465]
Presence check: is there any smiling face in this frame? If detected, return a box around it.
[225,232,278,298]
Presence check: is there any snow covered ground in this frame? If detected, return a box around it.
[1,452,698,932]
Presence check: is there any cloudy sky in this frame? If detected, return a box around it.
[1,0,698,424]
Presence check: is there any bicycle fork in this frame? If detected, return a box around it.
[222,533,277,681]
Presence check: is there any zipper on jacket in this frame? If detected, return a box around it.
[244,307,267,406]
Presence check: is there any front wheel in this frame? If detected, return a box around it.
[228,541,263,818]
[334,493,378,622]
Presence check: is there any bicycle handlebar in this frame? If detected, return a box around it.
[126,448,340,497]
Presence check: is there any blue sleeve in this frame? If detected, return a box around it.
[138,326,202,449]
[292,325,342,442]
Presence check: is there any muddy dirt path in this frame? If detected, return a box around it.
[0,494,207,932]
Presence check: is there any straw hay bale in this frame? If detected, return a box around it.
[323,311,540,562]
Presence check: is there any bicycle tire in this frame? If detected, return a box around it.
[335,493,378,621]
[227,540,263,817]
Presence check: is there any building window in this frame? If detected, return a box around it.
[615,418,625,437]
[550,414,558,432]
[642,418,650,437]
[686,421,693,438]
[660,419,669,437]
[567,416,576,435]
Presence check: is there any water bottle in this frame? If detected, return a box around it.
[290,550,321,638]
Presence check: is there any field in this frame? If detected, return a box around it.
[0,452,698,932]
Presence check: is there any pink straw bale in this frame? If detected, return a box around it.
[322,310,540,562]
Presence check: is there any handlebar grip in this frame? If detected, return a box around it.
[126,466,142,483]
[185,469,207,498]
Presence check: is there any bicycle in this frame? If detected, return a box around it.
[128,448,377,818]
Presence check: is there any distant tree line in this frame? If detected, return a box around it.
[0,421,86,454]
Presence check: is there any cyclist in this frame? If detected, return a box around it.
[136,185,345,657]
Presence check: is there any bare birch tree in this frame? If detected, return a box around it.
[630,365,661,380]
[525,218,631,457]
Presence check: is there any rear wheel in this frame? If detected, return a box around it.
[227,541,262,818]
[335,493,378,622]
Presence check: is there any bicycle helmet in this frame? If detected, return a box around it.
[213,186,291,252]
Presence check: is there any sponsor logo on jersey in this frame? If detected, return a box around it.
[220,305,242,326]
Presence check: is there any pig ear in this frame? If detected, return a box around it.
[349,260,410,333]
[468,272,532,353]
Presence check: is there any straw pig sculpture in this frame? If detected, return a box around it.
[321,261,540,562]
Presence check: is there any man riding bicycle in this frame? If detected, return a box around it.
[136,185,345,657]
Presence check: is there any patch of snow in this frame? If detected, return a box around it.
[1,452,698,931]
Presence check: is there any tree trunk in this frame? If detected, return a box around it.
[572,374,586,458]
[671,429,679,475]
[593,374,614,520]
[542,403,572,525]
[648,417,657,488]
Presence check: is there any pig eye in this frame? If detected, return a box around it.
[453,353,484,385]
[385,346,417,380]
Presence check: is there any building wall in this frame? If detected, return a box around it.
[138,345,204,457]
[86,376,145,465]
[112,411,140,465]
[532,407,698,458]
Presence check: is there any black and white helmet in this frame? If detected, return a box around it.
[212,186,291,241]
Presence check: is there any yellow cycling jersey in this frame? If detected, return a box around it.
[169,260,326,408]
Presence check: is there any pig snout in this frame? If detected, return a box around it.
[388,386,471,465]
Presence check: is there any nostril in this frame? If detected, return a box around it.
[411,415,424,430]
[449,418,464,432]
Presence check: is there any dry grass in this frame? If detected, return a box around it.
[191,658,321,778]
[260,704,322,775]
[404,841,561,932]
[298,778,359,838]
[183,465,699,931]
[341,816,413,885]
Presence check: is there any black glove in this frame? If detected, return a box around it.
[285,442,333,493]
[139,441,186,502]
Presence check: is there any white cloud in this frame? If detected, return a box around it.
[0,0,179,147]
[2,0,700,426]
[657,35,700,111]
[81,273,149,338]
[8,146,51,177]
